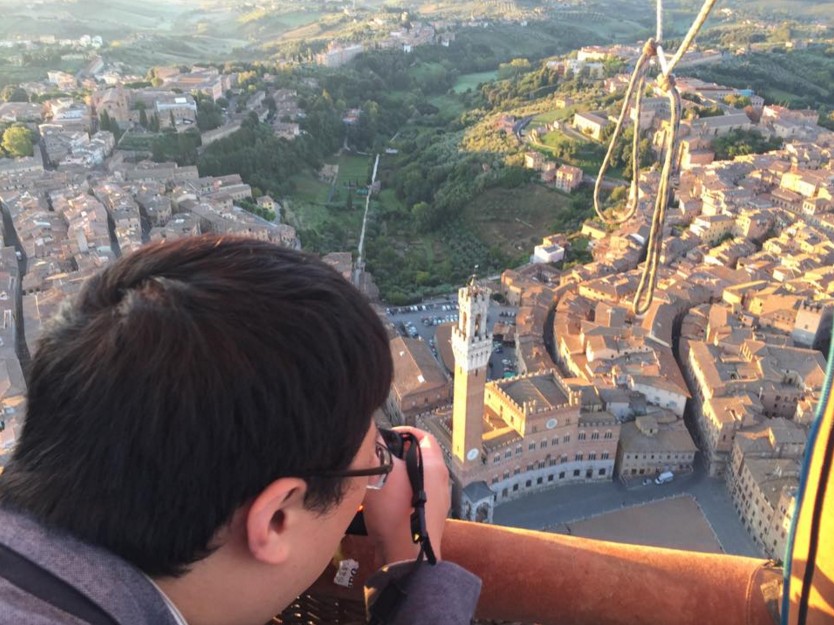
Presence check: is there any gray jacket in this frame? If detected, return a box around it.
[0,506,481,625]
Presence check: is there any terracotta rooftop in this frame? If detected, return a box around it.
[619,417,698,454]
[389,336,449,398]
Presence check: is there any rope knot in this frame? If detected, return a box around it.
[656,73,676,93]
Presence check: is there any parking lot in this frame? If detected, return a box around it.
[386,296,519,381]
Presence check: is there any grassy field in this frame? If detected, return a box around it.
[289,171,331,206]
[689,49,834,110]
[338,154,372,181]
[461,184,574,258]
[0,0,325,72]
[540,130,574,150]
[283,154,371,250]
[277,11,324,28]
[734,0,834,19]
[330,153,371,204]
[364,182,579,302]
[531,109,572,126]
[428,94,466,118]
[453,70,499,93]
[0,57,86,87]
[536,129,623,178]
[107,35,248,68]
[0,0,189,39]
[554,12,650,41]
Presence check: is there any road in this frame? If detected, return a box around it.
[584,173,627,190]
[513,115,534,141]
[353,153,380,287]
[493,455,760,557]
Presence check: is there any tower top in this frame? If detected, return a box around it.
[468,265,479,286]
[462,267,489,302]
[459,279,490,306]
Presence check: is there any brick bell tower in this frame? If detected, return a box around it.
[451,277,492,469]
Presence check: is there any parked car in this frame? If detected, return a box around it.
[655,471,674,484]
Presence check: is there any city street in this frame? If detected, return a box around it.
[388,297,761,559]
[493,457,761,557]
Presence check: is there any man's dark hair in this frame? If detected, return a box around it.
[0,235,393,576]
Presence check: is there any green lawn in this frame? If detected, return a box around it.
[331,153,371,203]
[540,130,574,150]
[277,11,324,28]
[534,129,624,179]
[569,16,647,40]
[336,154,370,185]
[428,95,466,118]
[0,56,86,86]
[531,109,572,126]
[284,156,369,249]
[289,171,331,205]
[453,70,499,93]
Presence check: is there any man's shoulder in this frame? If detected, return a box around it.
[0,577,86,625]
[365,560,482,625]
[0,505,177,625]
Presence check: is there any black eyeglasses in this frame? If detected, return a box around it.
[307,442,394,490]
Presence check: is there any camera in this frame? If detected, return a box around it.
[379,427,409,460]
[345,428,412,536]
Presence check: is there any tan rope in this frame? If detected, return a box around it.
[589,0,718,315]
[632,84,681,314]
[592,41,654,226]
[664,0,720,75]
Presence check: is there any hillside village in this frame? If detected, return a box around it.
[1,10,834,559]
[381,43,834,558]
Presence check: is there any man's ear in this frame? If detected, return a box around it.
[245,477,308,565]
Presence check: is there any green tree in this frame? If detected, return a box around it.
[1,85,28,102]
[2,125,34,157]
[712,129,782,160]
[139,108,149,129]
[723,94,751,109]
[195,95,223,132]
[411,201,436,232]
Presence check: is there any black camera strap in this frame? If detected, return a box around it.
[402,434,437,566]
[367,432,438,625]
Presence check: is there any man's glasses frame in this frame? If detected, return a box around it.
[306,441,394,490]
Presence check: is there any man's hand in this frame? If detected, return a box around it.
[362,427,450,565]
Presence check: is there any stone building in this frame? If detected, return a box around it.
[421,280,621,523]
[725,419,805,558]
[387,336,452,423]
[615,411,698,479]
